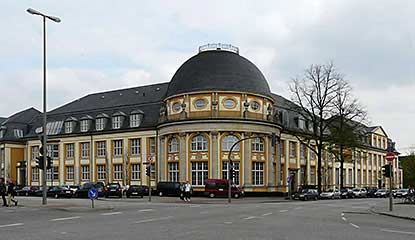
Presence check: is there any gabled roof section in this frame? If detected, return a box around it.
[2,107,41,125]
[49,82,169,115]
[369,126,388,137]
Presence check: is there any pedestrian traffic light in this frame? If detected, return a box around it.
[230,167,236,180]
[146,166,151,176]
[46,156,52,169]
[382,164,391,178]
[35,156,44,169]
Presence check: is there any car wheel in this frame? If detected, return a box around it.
[25,192,29,196]
[119,194,122,198]
[159,192,163,197]
[233,193,240,199]
[304,196,308,201]
[209,193,215,198]
[140,195,144,198]
[54,194,59,199]
[126,195,130,198]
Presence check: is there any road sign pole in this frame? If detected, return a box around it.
[91,199,95,209]
[149,163,152,202]
[389,164,393,212]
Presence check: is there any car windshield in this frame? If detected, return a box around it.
[324,189,333,192]
[109,184,119,188]
[352,188,359,191]
[302,189,310,193]
[399,189,408,192]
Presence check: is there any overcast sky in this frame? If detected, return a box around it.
[1,1,414,152]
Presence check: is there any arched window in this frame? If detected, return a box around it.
[252,137,264,152]
[169,137,179,153]
[222,135,240,151]
[191,135,208,151]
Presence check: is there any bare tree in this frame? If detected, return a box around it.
[326,79,367,190]
[289,62,341,194]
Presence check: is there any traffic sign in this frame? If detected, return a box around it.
[88,188,98,199]
[386,152,395,162]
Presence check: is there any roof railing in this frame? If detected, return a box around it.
[198,43,239,54]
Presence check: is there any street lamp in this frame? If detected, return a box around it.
[27,8,60,205]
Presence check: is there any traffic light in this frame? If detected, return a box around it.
[35,156,44,169]
[230,167,236,180]
[146,166,151,176]
[382,164,391,178]
[46,156,52,169]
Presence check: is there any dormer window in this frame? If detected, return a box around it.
[112,112,126,129]
[80,115,93,132]
[95,113,109,131]
[13,129,23,138]
[65,121,73,133]
[0,126,6,138]
[130,110,144,128]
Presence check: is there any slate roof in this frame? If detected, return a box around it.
[0,117,6,125]
[167,50,272,98]
[0,108,41,142]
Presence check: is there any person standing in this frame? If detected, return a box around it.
[184,181,192,202]
[0,178,7,207]
[7,179,18,207]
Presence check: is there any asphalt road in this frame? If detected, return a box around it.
[0,197,414,240]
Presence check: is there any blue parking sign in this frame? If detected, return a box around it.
[88,188,98,199]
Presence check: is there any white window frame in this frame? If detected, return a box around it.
[64,121,73,134]
[66,143,74,159]
[113,140,123,157]
[149,137,156,154]
[168,162,179,182]
[81,142,90,159]
[47,145,59,159]
[112,116,122,129]
[97,165,106,181]
[82,165,90,181]
[191,162,208,186]
[32,168,39,182]
[113,164,123,180]
[66,166,74,181]
[289,142,296,158]
[131,139,141,156]
[252,137,264,152]
[97,141,106,158]
[31,146,39,160]
[130,114,142,128]
[252,162,264,186]
[222,161,240,185]
[80,120,89,132]
[96,118,105,131]
[169,138,179,153]
[191,135,208,152]
[222,135,239,151]
[310,167,315,185]
[14,129,23,138]
[131,164,141,180]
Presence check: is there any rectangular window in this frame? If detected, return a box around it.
[131,164,141,180]
[47,167,59,181]
[32,168,39,182]
[335,168,339,185]
[191,162,208,186]
[289,142,296,158]
[280,140,285,157]
[82,165,90,181]
[363,171,366,185]
[222,161,240,185]
[357,169,361,185]
[113,140,123,157]
[112,116,122,129]
[96,118,105,131]
[149,137,156,154]
[168,162,179,182]
[310,167,315,185]
[46,169,52,181]
[97,165,106,181]
[14,129,23,138]
[348,169,352,185]
[47,145,59,159]
[150,163,156,180]
[252,162,264,186]
[31,146,39,160]
[80,120,89,132]
[66,166,74,181]
[81,142,90,159]
[300,166,306,185]
[113,164,123,180]
[97,141,106,157]
[66,143,74,159]
[130,139,141,156]
[300,144,306,160]
[64,121,73,133]
[130,114,142,128]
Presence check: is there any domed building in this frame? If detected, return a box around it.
[0,44,402,194]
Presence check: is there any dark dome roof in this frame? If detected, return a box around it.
[166,50,272,98]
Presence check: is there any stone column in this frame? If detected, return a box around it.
[179,133,187,182]
[59,142,64,185]
[243,133,251,186]
[158,136,166,181]
[267,136,275,190]
[211,131,219,179]
[141,137,147,185]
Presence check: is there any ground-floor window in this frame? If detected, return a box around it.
[222,161,240,185]
[357,170,361,185]
[32,168,39,182]
[191,162,208,186]
[252,162,264,186]
[46,167,59,181]
[310,167,315,185]
[82,165,90,181]
[335,168,339,185]
[66,166,74,181]
[168,162,179,182]
[97,165,106,181]
[113,164,123,180]
[131,164,140,181]
[348,169,352,185]
[300,166,306,185]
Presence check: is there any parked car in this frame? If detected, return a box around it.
[157,181,182,197]
[75,182,105,198]
[374,189,390,198]
[340,188,354,199]
[395,189,409,198]
[320,189,341,199]
[34,186,52,196]
[125,185,146,198]
[298,189,319,201]
[352,188,367,198]
[365,187,378,198]
[204,179,244,198]
[16,186,39,196]
[47,186,73,198]
[106,183,123,198]
[69,185,80,195]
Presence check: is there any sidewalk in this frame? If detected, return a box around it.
[370,199,415,221]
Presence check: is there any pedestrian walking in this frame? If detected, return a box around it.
[7,179,18,207]
[0,178,7,207]
[184,181,192,202]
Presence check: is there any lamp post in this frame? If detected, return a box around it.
[27,8,60,205]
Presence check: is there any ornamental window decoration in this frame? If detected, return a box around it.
[222,135,239,151]
[243,100,250,111]
[169,137,179,153]
[251,101,260,111]
[172,102,181,112]
[194,99,207,109]
[252,137,264,152]
[130,110,144,128]
[223,98,236,109]
[191,135,208,151]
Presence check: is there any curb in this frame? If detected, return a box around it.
[369,209,415,221]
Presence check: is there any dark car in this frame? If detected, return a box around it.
[16,186,39,196]
[204,179,244,198]
[365,187,378,198]
[34,186,52,196]
[47,186,73,198]
[126,185,146,198]
[374,189,390,198]
[395,189,409,198]
[157,181,181,197]
[298,189,319,201]
[75,182,104,198]
[106,183,123,198]
[340,188,354,199]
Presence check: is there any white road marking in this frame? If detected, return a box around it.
[294,207,303,210]
[190,205,201,208]
[341,213,345,216]
[279,210,288,213]
[199,211,209,214]
[101,211,122,216]
[349,223,360,229]
[262,212,273,216]
[0,223,24,228]
[243,216,256,220]
[50,216,81,222]
[381,229,415,235]
[135,216,172,224]
[138,209,153,212]
[224,222,232,224]
[342,217,347,221]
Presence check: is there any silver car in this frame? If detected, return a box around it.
[352,188,367,198]
[320,189,341,199]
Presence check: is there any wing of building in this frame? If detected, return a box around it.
[0,44,403,193]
